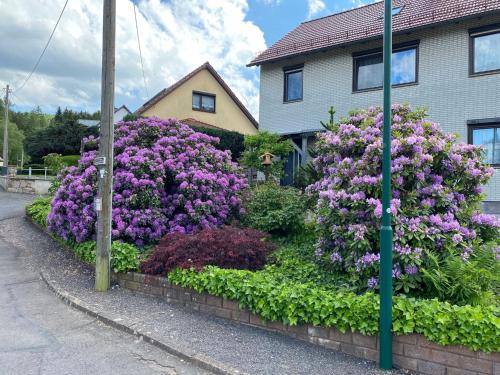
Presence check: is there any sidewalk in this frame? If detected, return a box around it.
[2,214,406,375]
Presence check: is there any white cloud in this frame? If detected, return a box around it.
[307,0,326,19]
[257,0,283,5]
[0,0,266,118]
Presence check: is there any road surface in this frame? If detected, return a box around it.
[0,190,212,375]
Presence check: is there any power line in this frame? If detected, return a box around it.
[133,3,149,98]
[14,0,69,94]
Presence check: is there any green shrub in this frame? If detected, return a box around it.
[169,266,500,352]
[242,183,306,235]
[25,197,52,227]
[421,243,500,306]
[191,126,245,161]
[239,131,293,180]
[111,242,141,273]
[73,241,139,273]
[73,241,96,264]
[61,155,80,166]
[43,153,66,175]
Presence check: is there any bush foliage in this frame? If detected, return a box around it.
[308,105,500,293]
[141,226,275,275]
[73,241,140,273]
[48,117,247,245]
[43,153,67,175]
[239,131,293,179]
[25,196,52,227]
[242,183,306,234]
[169,266,500,352]
[191,126,245,161]
[61,155,80,166]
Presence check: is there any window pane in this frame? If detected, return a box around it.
[392,6,403,16]
[392,48,416,84]
[472,128,495,164]
[286,70,302,101]
[201,95,215,112]
[356,54,383,90]
[355,47,417,90]
[192,94,201,109]
[474,32,500,73]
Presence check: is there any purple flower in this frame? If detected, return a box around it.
[405,265,418,275]
[367,277,378,289]
[330,252,342,263]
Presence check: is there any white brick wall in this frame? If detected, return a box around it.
[259,15,500,201]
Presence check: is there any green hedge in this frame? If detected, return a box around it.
[61,154,80,166]
[191,126,244,160]
[169,266,500,352]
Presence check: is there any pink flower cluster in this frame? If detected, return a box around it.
[308,104,499,291]
[48,117,247,245]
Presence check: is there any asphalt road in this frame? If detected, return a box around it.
[0,190,212,375]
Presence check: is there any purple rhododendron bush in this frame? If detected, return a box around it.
[308,104,500,293]
[48,118,247,245]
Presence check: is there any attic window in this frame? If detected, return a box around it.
[379,6,404,19]
[392,6,403,16]
[192,91,215,113]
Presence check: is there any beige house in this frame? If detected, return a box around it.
[136,62,258,135]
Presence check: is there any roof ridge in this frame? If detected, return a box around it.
[301,1,382,25]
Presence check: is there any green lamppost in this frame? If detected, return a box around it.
[379,0,393,370]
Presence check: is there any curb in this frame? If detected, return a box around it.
[39,271,243,375]
[25,219,244,375]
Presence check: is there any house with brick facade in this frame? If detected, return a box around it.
[249,0,500,213]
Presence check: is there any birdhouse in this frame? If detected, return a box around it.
[261,152,274,166]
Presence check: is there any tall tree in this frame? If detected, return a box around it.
[0,121,24,165]
[24,122,98,163]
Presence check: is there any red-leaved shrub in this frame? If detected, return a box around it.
[140,226,275,275]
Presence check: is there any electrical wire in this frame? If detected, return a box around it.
[14,0,69,94]
[133,3,149,98]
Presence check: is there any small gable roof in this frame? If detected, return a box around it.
[136,62,258,129]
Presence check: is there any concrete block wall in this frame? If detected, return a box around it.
[0,176,50,195]
[114,272,500,375]
[259,14,500,202]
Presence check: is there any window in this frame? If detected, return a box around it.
[470,25,500,75]
[468,120,500,166]
[283,65,303,102]
[391,6,403,16]
[353,43,418,91]
[192,91,215,113]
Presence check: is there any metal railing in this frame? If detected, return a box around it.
[15,167,54,180]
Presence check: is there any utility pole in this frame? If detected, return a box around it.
[379,0,393,370]
[2,84,10,175]
[95,0,116,292]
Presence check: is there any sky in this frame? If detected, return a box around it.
[0,0,376,118]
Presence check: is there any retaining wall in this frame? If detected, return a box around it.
[0,176,50,195]
[114,272,499,375]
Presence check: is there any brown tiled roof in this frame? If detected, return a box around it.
[248,0,500,66]
[180,118,222,130]
[136,62,258,129]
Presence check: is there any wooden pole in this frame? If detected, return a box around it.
[95,0,116,292]
[2,84,10,175]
